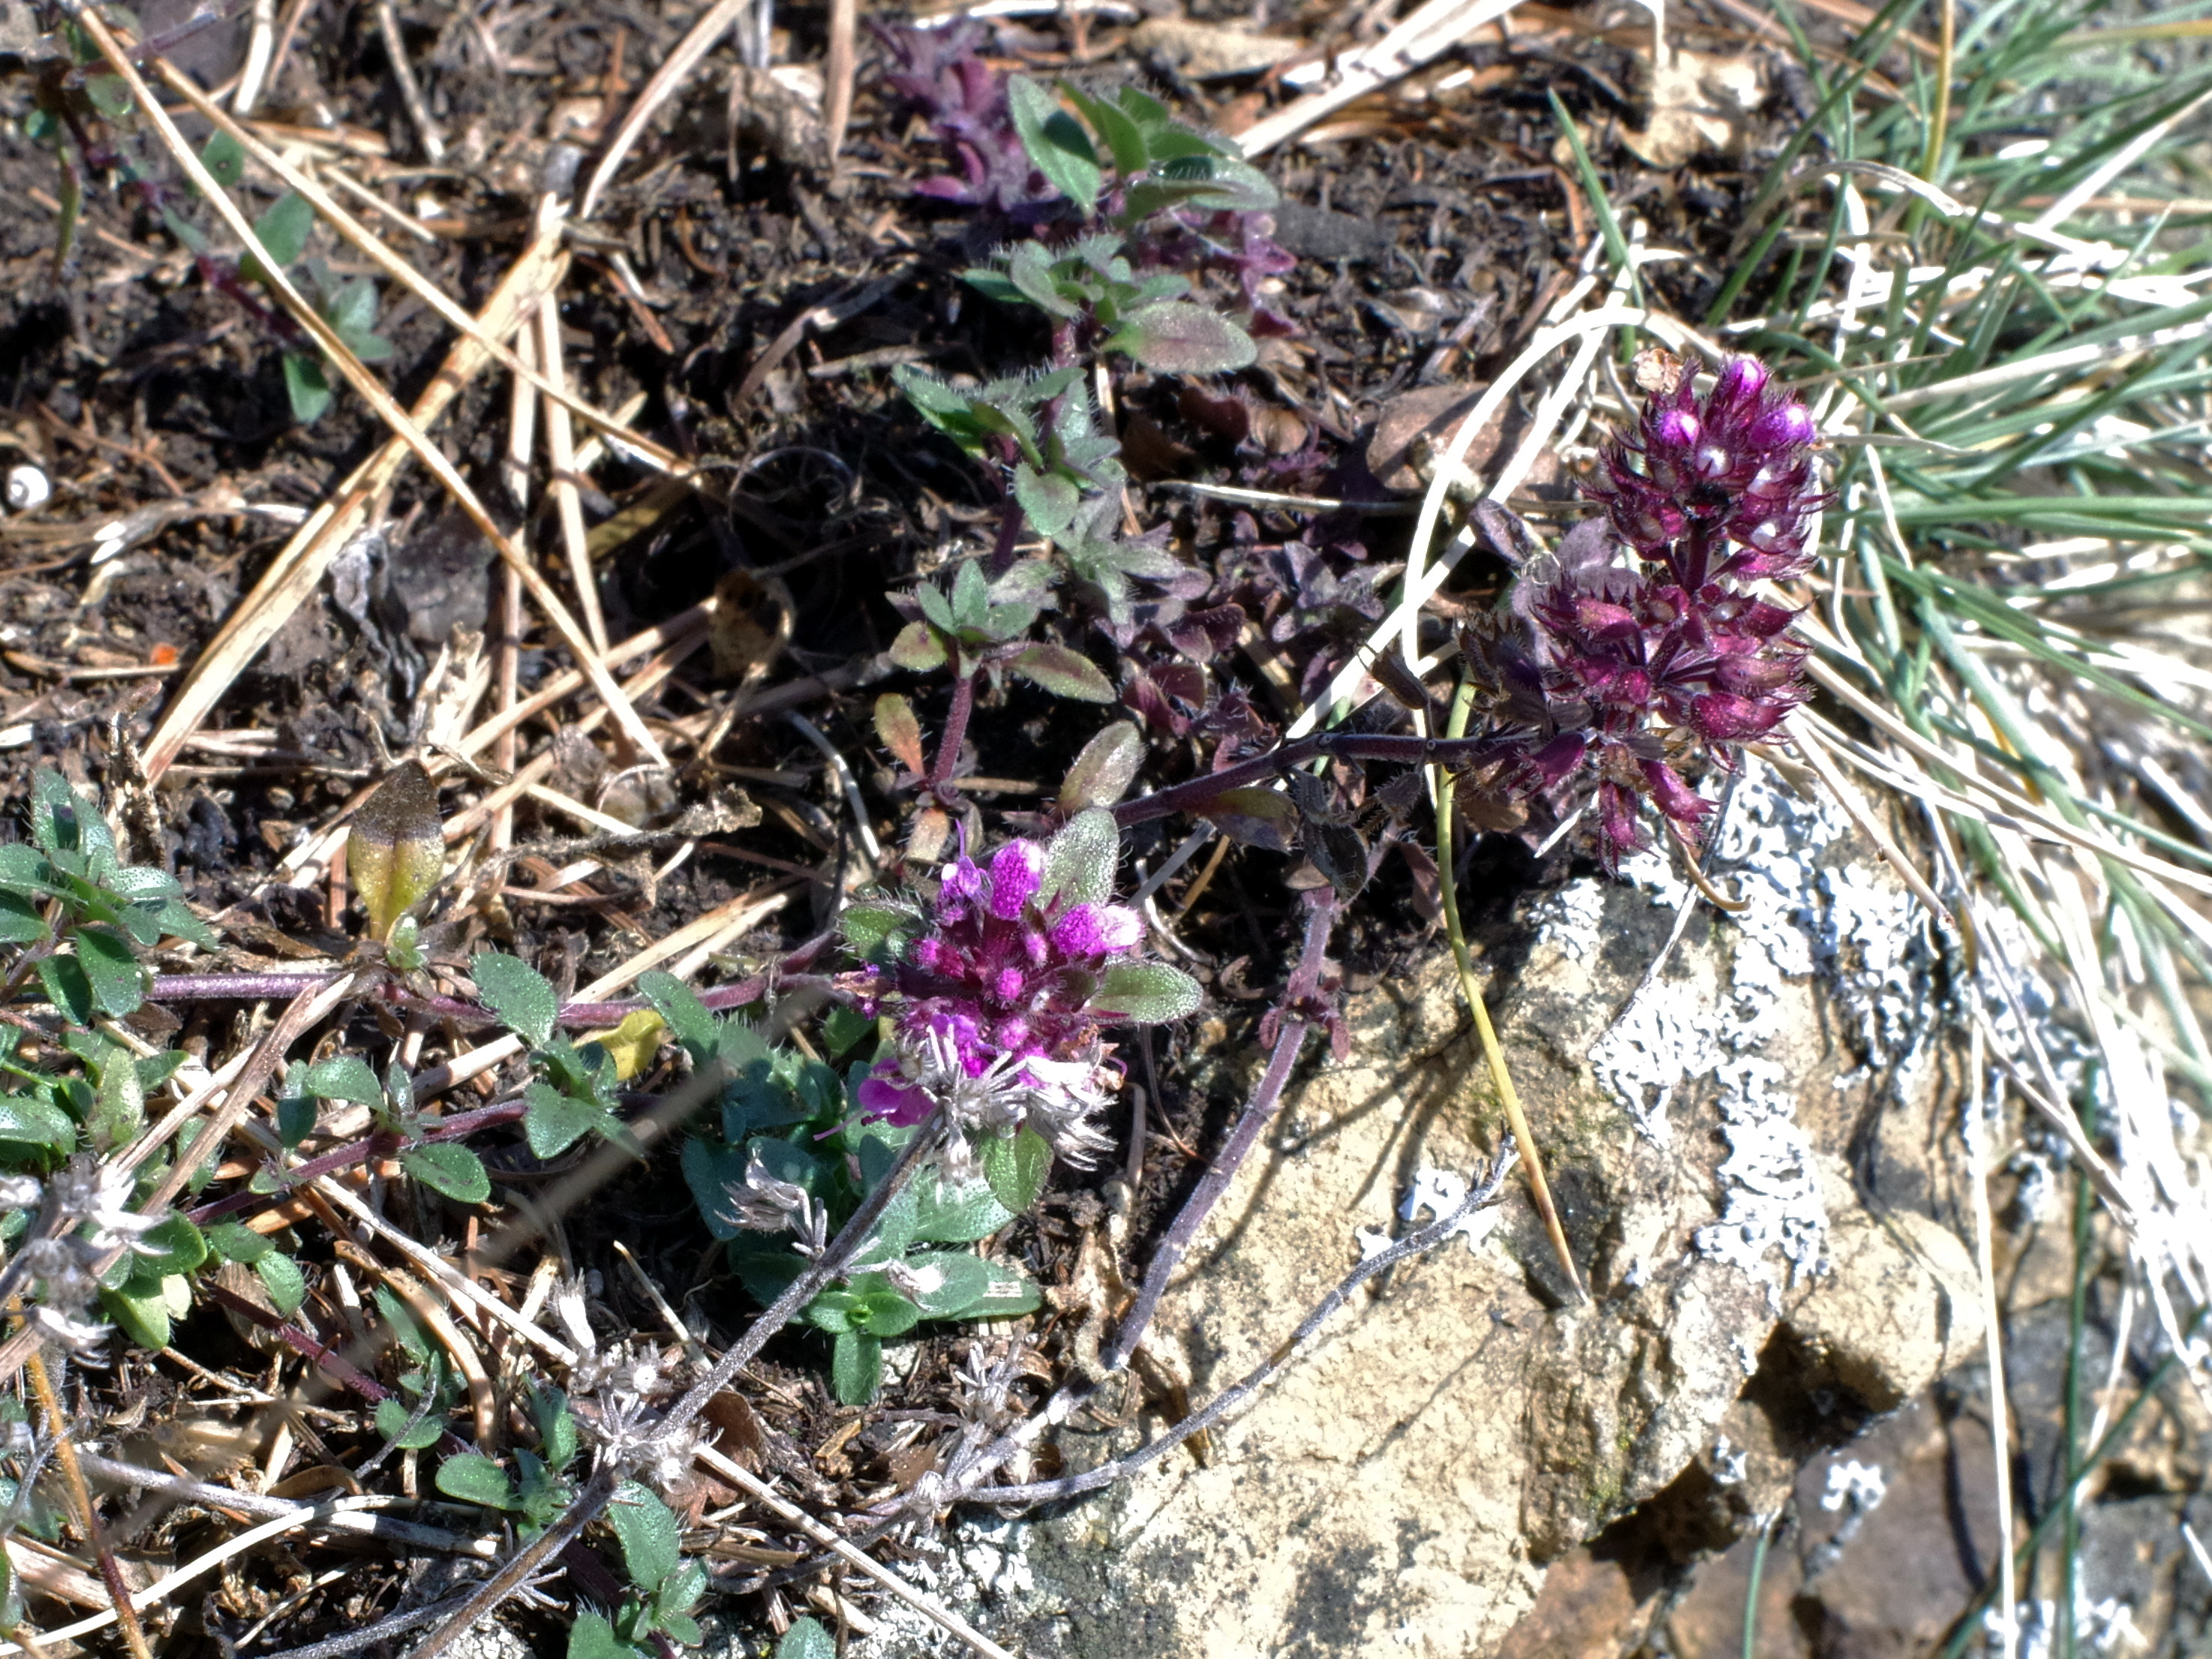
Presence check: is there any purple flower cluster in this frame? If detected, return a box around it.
[1473,356,1822,866]
[874,22,1053,214]
[855,831,1168,1168]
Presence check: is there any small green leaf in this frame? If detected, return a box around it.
[201,129,245,188]
[567,1612,636,1659]
[92,1041,144,1147]
[1009,642,1115,702]
[98,1281,171,1350]
[897,1250,995,1318]
[470,951,558,1047]
[254,1252,306,1316]
[963,1259,1044,1318]
[981,1126,1052,1214]
[75,927,145,1017]
[888,620,948,672]
[434,1453,520,1510]
[609,1481,682,1593]
[0,893,47,945]
[282,353,332,425]
[134,1215,207,1277]
[821,1003,875,1059]
[1011,466,1082,540]
[680,1138,753,1240]
[533,1384,580,1471]
[829,1331,884,1406]
[847,1285,921,1338]
[375,1285,433,1364]
[29,769,110,860]
[840,903,915,963]
[326,276,377,341]
[776,1617,837,1659]
[656,1559,705,1621]
[1008,76,1102,212]
[999,240,1082,319]
[1064,83,1149,175]
[400,1144,490,1205]
[276,1092,318,1150]
[805,1289,857,1334]
[913,579,959,636]
[636,972,716,1054]
[84,74,133,117]
[0,845,56,895]
[35,956,92,1026]
[303,1054,383,1108]
[251,189,315,269]
[206,1220,272,1264]
[523,1083,603,1160]
[376,1396,446,1448]
[0,1093,74,1159]
[949,560,991,632]
[1044,807,1119,906]
[1089,961,1202,1023]
[911,1168,1017,1244]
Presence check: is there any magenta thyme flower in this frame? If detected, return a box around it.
[1468,353,1823,866]
[842,810,1199,1168]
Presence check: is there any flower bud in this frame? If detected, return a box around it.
[987,840,1045,918]
[1050,902,1142,957]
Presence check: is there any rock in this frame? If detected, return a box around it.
[858,756,1973,1657]
[1129,19,1299,80]
[1268,204,1394,264]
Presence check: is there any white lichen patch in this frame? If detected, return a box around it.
[1531,755,1937,1286]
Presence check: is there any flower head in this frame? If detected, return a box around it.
[1464,354,1821,867]
[845,810,1198,1168]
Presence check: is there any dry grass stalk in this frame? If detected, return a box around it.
[138,220,570,782]
[578,0,759,220]
[152,68,696,482]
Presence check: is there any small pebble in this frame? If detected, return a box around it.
[5,464,50,512]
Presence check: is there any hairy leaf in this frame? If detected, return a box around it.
[0,1093,74,1159]
[829,1330,884,1406]
[981,1126,1052,1214]
[470,951,558,1047]
[1089,961,1202,1023]
[609,1481,683,1592]
[1009,642,1115,702]
[1108,301,1257,374]
[1044,808,1120,906]
[1008,77,1102,212]
[1058,722,1144,810]
[888,620,948,673]
[303,1055,383,1108]
[400,1144,490,1206]
[873,693,927,777]
[75,926,144,1018]
[434,1453,519,1510]
[523,1082,603,1160]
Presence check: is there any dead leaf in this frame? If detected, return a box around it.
[1620,49,1764,167]
[1120,411,1197,482]
[708,566,793,681]
[1129,17,1299,80]
[1366,383,1489,494]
